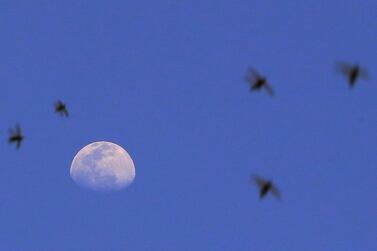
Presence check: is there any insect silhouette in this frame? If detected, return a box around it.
[245,68,274,96]
[54,100,69,117]
[8,124,24,149]
[336,62,368,88]
[251,175,281,199]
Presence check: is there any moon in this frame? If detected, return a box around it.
[70,141,136,191]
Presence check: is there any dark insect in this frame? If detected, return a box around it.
[336,62,368,88]
[245,68,274,96]
[55,100,69,117]
[8,124,24,149]
[251,175,281,199]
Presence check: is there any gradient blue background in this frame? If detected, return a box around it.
[1,1,376,250]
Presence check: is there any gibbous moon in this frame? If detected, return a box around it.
[70,141,135,191]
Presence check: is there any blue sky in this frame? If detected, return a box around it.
[1,0,376,250]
